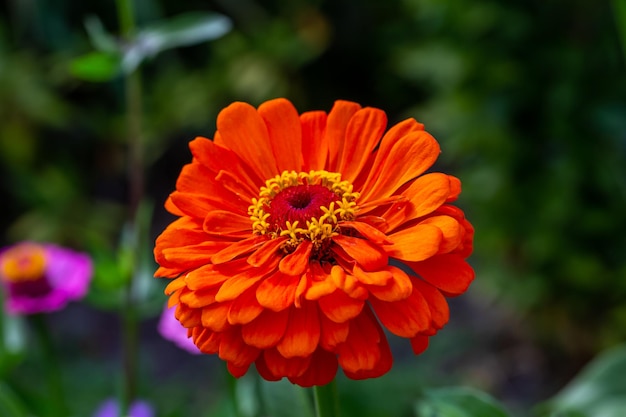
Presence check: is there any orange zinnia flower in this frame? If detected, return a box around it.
[154,98,474,387]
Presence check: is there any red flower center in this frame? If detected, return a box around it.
[267,184,338,230]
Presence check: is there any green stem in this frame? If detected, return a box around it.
[613,0,626,62]
[31,314,69,417]
[115,0,144,416]
[313,380,340,417]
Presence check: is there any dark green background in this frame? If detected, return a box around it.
[1,0,625,416]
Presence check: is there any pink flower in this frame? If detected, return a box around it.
[93,398,154,417]
[0,242,92,314]
[158,304,201,354]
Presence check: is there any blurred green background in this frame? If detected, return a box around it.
[1,0,625,416]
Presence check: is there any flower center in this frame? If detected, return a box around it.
[249,170,359,248]
[267,184,337,230]
[0,244,47,283]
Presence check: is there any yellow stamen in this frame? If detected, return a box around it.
[0,244,47,283]
[248,170,359,247]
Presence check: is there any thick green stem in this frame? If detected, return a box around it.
[313,381,340,417]
[31,314,69,417]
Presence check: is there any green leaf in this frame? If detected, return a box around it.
[122,12,232,73]
[84,15,119,53]
[70,51,121,82]
[537,344,626,417]
[415,387,510,417]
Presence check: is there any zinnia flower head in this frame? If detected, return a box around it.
[0,242,93,315]
[158,304,201,354]
[154,98,474,386]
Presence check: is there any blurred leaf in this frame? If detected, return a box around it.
[122,12,232,74]
[70,51,121,82]
[537,345,626,417]
[415,387,510,417]
[84,15,119,54]
[0,382,29,417]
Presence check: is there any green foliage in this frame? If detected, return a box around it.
[71,12,232,81]
[415,387,510,417]
[0,0,625,415]
[537,345,626,417]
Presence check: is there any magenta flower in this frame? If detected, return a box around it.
[158,304,201,354]
[0,242,92,315]
[93,399,154,417]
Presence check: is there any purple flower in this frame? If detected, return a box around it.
[0,242,92,315]
[93,398,154,417]
[158,304,201,354]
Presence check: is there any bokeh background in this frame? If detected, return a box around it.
[1,0,625,416]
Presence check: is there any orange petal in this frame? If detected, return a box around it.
[352,264,392,286]
[256,271,299,311]
[336,307,383,373]
[369,285,431,337]
[201,302,231,331]
[185,263,230,291]
[258,98,303,172]
[325,100,362,172]
[288,348,338,387]
[319,312,349,350]
[411,278,449,332]
[419,215,463,254]
[241,309,289,348]
[215,169,261,202]
[192,327,221,354]
[406,254,475,296]
[203,210,251,237]
[164,276,186,295]
[169,191,218,219]
[385,224,442,262]
[301,110,328,171]
[179,287,217,308]
[360,130,440,202]
[279,240,313,276]
[340,221,393,245]
[247,237,287,267]
[329,265,367,299]
[211,235,267,264]
[227,362,251,378]
[446,175,462,202]
[383,173,453,231]
[342,320,393,380]
[262,348,311,378]
[332,235,388,271]
[189,137,261,196]
[318,289,364,323]
[366,265,413,302]
[304,262,337,300]
[410,335,429,355]
[215,266,267,302]
[216,102,278,180]
[160,241,228,272]
[294,273,309,308]
[276,302,320,358]
[337,107,387,182]
[175,303,202,327]
[227,285,264,325]
[218,328,260,367]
